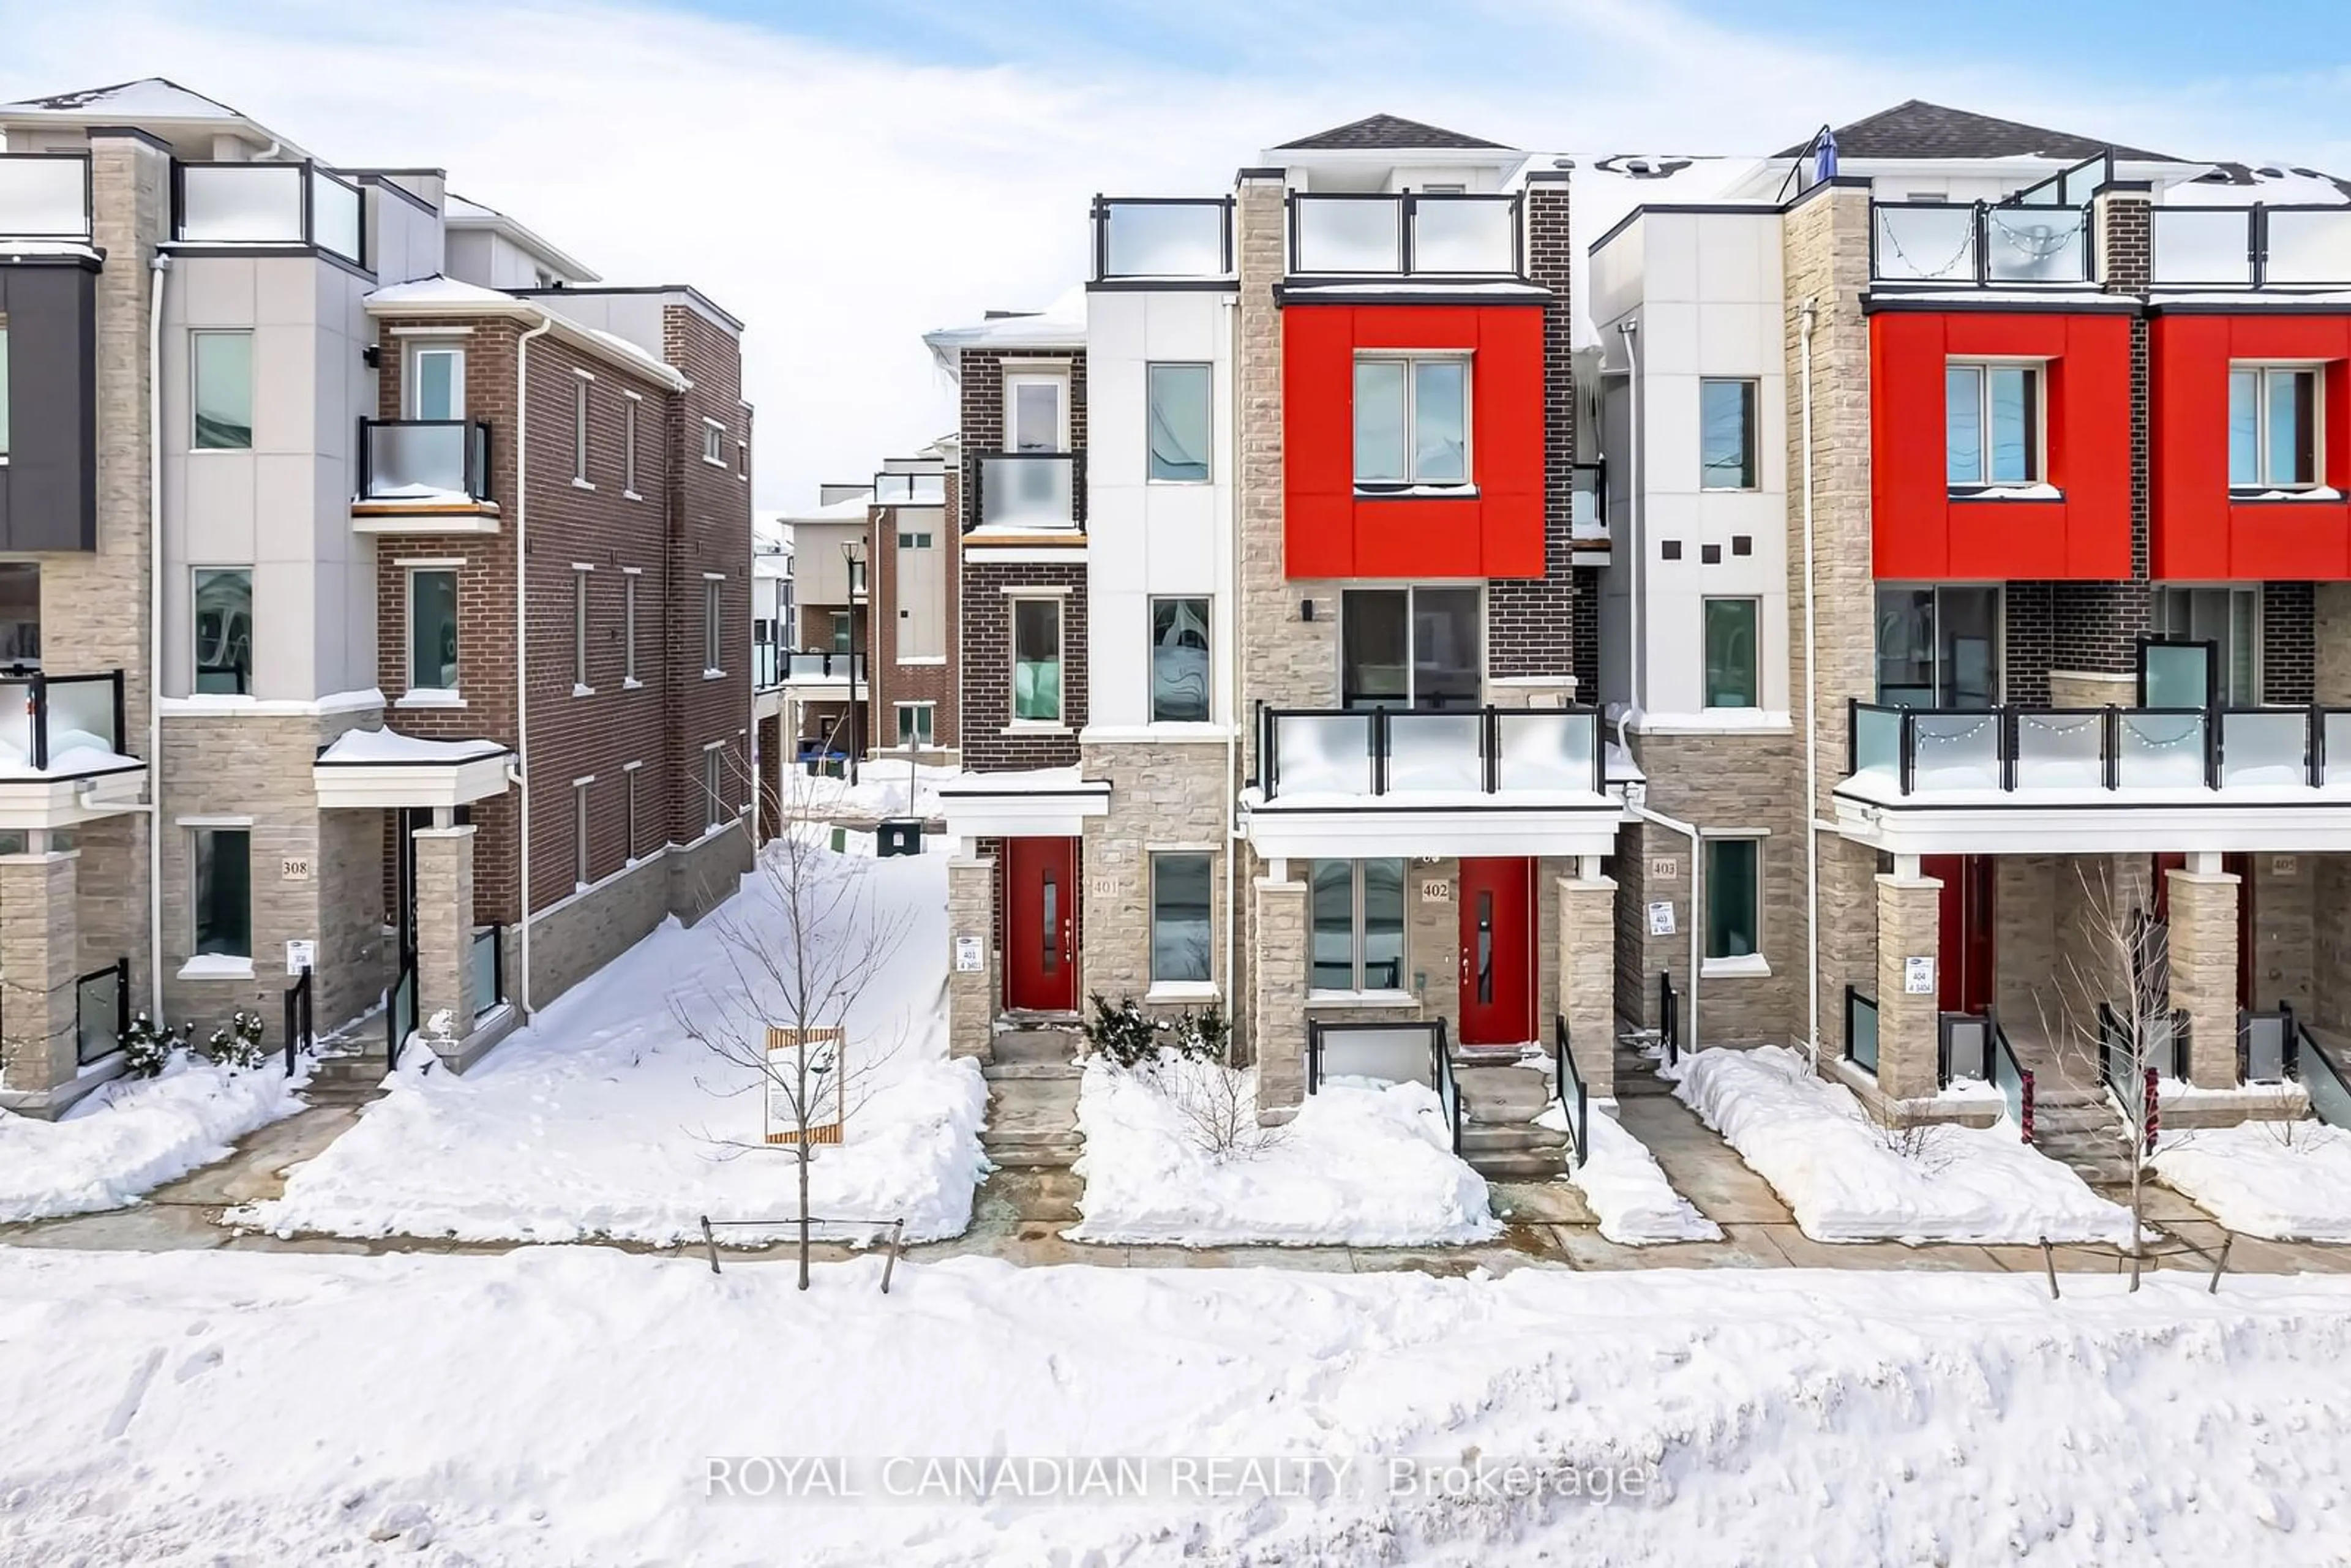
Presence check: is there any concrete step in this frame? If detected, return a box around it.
[1465,1150,1569,1181]
[1458,1122,1567,1155]
[992,1030,1080,1066]
[983,1142,1085,1171]
[983,1061,1085,1082]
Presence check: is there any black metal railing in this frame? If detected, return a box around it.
[173,158,365,264]
[1259,705,1605,802]
[1091,195,1234,281]
[2151,204,2351,288]
[1848,698,2351,796]
[1659,971,1680,1067]
[75,957,129,1068]
[2240,1002,2300,1084]
[969,451,1082,532]
[470,924,504,1019]
[1430,1018,1461,1157]
[1,669,130,771]
[1288,192,1524,277]
[2292,1019,2351,1130]
[282,964,313,1076]
[357,418,494,505]
[1989,1017,2036,1143]
[1844,986,1880,1075]
[1553,1013,1589,1169]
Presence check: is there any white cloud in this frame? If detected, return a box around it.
[2,0,2339,508]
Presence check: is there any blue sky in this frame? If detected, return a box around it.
[2,0,2344,505]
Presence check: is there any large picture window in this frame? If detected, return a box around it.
[1146,362,1212,482]
[1875,585,1998,708]
[1150,852,1213,985]
[1354,354,1469,486]
[1699,378,1758,490]
[1310,859,1405,992]
[1701,597,1758,708]
[1149,597,1210,722]
[1946,363,2040,486]
[1341,587,1480,710]
[2230,366,2319,489]
[1703,838,1761,963]
[1012,597,1063,722]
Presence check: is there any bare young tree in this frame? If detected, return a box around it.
[1166,1060,1288,1163]
[2031,861,2177,1288]
[672,751,915,1288]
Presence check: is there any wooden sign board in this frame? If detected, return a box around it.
[765,1026,846,1146]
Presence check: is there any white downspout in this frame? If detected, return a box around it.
[514,313,555,1019]
[1619,318,1642,709]
[1799,298,1822,1070]
[1220,292,1241,1063]
[146,250,170,1009]
[1629,794,1701,1054]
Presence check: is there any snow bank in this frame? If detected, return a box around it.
[1552,1102,1722,1244]
[783,761,956,822]
[0,1054,306,1223]
[1676,1045,2135,1245]
[9,1248,2351,1566]
[2154,1121,2351,1241]
[1066,1057,1499,1247]
[246,846,987,1245]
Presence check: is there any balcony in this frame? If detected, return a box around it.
[1288,192,1523,278]
[0,152,91,240]
[0,669,143,827]
[1090,197,1234,282]
[2151,206,2351,288]
[972,452,1081,534]
[777,651,866,686]
[1245,705,1620,858]
[872,471,946,506]
[351,419,496,532]
[1870,200,2091,285]
[173,160,364,267]
[1835,700,2351,855]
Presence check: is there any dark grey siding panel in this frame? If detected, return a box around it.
[0,260,99,552]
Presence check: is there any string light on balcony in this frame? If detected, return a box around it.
[1988,208,2085,263]
[1877,214,1974,280]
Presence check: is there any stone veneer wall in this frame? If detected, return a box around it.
[1076,740,1230,1013]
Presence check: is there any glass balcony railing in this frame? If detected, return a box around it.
[175,160,365,265]
[0,669,129,774]
[1092,197,1232,280]
[1289,193,1523,277]
[1870,201,2091,284]
[974,452,1080,531]
[2151,206,2351,287]
[1259,706,1602,801]
[356,419,493,505]
[781,651,866,684]
[1847,699,2351,795]
[0,152,91,239]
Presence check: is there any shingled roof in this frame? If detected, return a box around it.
[1277,113,1510,152]
[1778,100,2176,163]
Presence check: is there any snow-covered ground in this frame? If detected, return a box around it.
[2154,1120,2351,1242]
[0,1053,307,1224]
[782,759,954,821]
[1674,1046,2135,1245]
[245,842,987,1245]
[1065,1057,1500,1247]
[9,1247,2351,1566]
[1554,1103,1722,1245]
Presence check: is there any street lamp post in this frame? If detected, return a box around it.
[843,539,864,787]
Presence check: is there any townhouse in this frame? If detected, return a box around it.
[0,79,752,1113]
[1589,101,2351,1124]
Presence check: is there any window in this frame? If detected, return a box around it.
[1946,363,2039,486]
[1012,597,1063,722]
[1703,838,1761,962]
[622,397,639,493]
[192,568,252,695]
[0,321,10,459]
[702,418,725,465]
[703,580,722,671]
[573,782,591,889]
[703,747,725,830]
[623,575,639,683]
[1875,586,1998,708]
[1004,373,1067,453]
[1150,597,1212,722]
[1341,587,1480,710]
[1354,354,1469,486]
[572,569,591,688]
[1700,379,1758,490]
[1702,598,1759,708]
[407,344,463,420]
[192,827,252,960]
[2230,366,2319,489]
[571,380,590,483]
[1150,852,1213,985]
[191,331,253,450]
[1310,859,1405,992]
[828,610,852,655]
[408,568,459,691]
[896,702,935,748]
[897,530,933,549]
[624,768,640,861]
[1146,362,1212,482]
[2154,585,2259,707]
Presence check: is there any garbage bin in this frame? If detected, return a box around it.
[877,819,923,858]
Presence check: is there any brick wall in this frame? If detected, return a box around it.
[958,348,1087,531]
[960,560,1086,771]
[1487,173,1577,681]
[2264,580,2316,704]
[2004,581,2055,705]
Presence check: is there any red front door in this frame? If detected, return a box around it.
[1004,836,1077,1013]
[1924,854,1995,1015]
[1457,857,1535,1046]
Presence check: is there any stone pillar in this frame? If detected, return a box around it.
[0,851,81,1093]
[1557,869,1617,1098]
[1874,868,1943,1102]
[946,855,996,1062]
[2167,865,2242,1089]
[410,823,476,1051]
[1251,873,1309,1123]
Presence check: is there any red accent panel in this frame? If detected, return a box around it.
[2151,312,2351,580]
[1870,312,2134,580]
[1281,302,1547,580]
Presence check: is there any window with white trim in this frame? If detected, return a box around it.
[1946,362,2041,486]
[407,343,465,421]
[622,397,639,493]
[703,580,723,670]
[573,781,591,889]
[192,330,253,450]
[1150,852,1213,984]
[1354,353,1469,486]
[703,746,725,830]
[408,568,459,692]
[702,418,725,465]
[624,767,640,861]
[623,575,639,683]
[571,380,590,483]
[1310,859,1404,992]
[1703,838,1761,963]
[896,702,935,748]
[572,568,591,689]
[2230,366,2320,489]
[1011,597,1062,722]
[192,827,252,959]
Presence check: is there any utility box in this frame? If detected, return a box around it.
[877,819,923,858]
